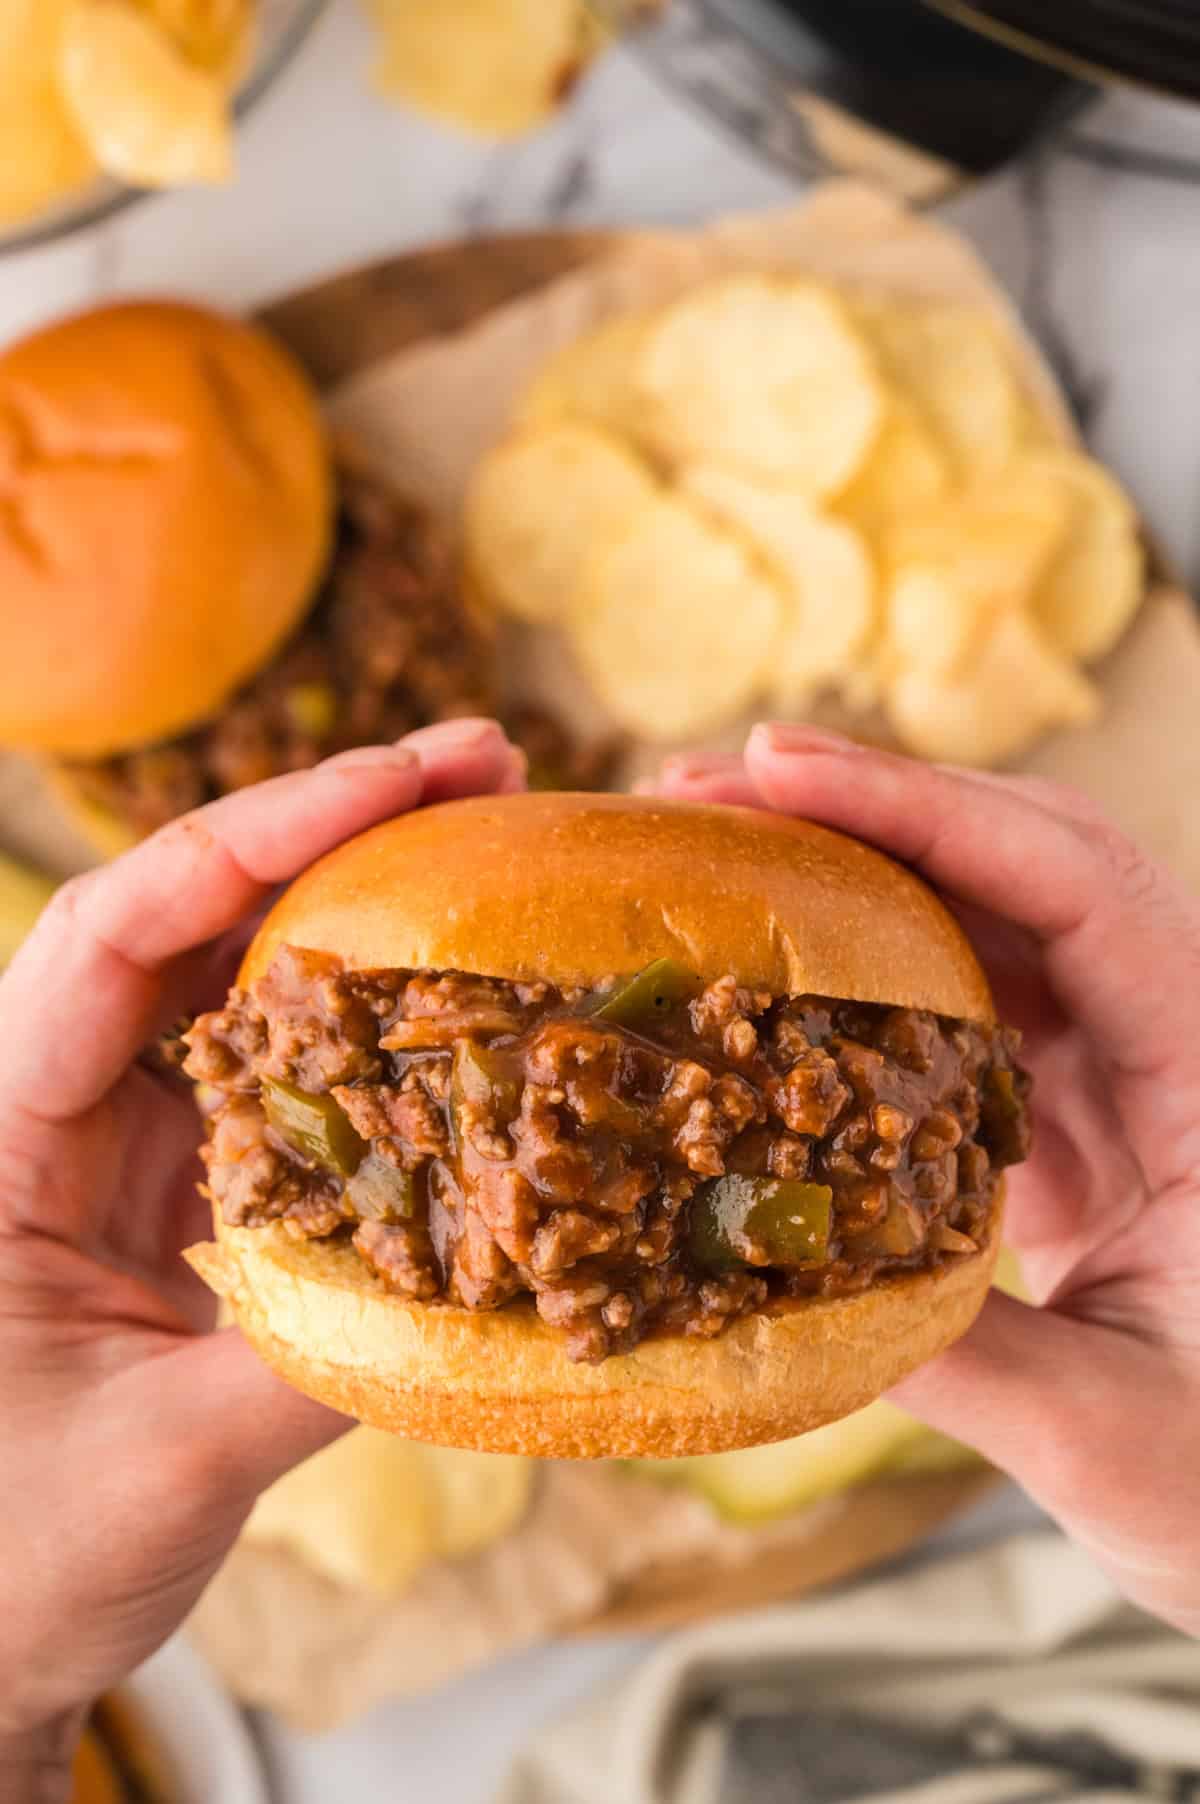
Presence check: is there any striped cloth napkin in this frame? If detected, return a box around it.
[500,1532,1199,1804]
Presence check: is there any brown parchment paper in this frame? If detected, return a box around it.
[26,182,1190,1725]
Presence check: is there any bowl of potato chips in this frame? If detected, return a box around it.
[0,0,327,255]
[466,271,1145,770]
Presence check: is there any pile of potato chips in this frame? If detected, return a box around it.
[0,0,251,226]
[4,0,623,229]
[465,274,1145,766]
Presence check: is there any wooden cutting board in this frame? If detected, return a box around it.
[257,230,1001,1636]
[260,230,614,388]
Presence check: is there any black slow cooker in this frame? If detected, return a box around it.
[603,0,1200,200]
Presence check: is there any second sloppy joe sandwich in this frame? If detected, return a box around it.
[183,792,1030,1458]
[0,301,593,855]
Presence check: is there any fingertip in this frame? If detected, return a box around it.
[401,717,507,758]
[496,746,529,795]
[399,718,525,805]
[648,752,760,807]
[311,743,425,813]
[320,743,419,775]
[747,721,865,766]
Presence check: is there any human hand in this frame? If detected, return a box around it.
[0,720,525,1801]
[649,723,1200,1637]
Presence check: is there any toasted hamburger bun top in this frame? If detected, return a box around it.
[0,300,332,758]
[242,791,994,1022]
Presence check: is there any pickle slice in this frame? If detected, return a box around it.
[629,1401,964,1523]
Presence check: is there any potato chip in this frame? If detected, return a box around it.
[681,465,876,709]
[570,496,781,740]
[634,277,885,495]
[366,0,598,138]
[885,474,1070,621]
[1024,448,1144,661]
[426,1442,536,1560]
[886,610,1099,766]
[137,0,253,76]
[1015,399,1064,452]
[60,0,233,187]
[464,423,657,624]
[519,309,656,444]
[0,92,97,230]
[835,399,950,539]
[0,1,97,227]
[885,567,983,680]
[853,297,1023,480]
[244,1428,533,1596]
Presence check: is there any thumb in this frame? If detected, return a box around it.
[890,1291,1191,1572]
[161,1325,349,1514]
[26,1330,350,1710]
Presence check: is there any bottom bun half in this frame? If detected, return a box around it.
[188,1193,1001,1459]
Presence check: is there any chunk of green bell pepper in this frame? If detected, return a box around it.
[690,1175,832,1271]
[262,1079,367,1176]
[590,959,700,1029]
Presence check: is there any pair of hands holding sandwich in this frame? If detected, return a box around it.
[2,714,1198,1801]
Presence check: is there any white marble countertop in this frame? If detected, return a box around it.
[4,5,1198,1798]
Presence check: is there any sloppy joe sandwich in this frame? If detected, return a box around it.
[0,301,589,854]
[184,793,1030,1458]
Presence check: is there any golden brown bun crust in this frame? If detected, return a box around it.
[0,301,332,758]
[242,792,995,1021]
[188,1200,1000,1458]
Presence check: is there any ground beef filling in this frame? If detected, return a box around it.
[183,949,1031,1363]
[64,465,610,837]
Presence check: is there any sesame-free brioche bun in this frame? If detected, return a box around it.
[188,793,1001,1458]
[0,300,332,759]
[240,791,995,1019]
